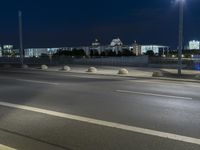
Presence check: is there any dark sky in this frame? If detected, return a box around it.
[0,0,200,48]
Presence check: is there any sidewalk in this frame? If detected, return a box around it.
[32,65,200,83]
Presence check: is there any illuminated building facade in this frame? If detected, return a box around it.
[189,40,200,50]
[141,45,169,54]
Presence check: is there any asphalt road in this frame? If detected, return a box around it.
[0,69,200,150]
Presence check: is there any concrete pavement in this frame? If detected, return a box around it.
[0,69,200,149]
[30,65,200,82]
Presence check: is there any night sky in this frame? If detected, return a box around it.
[0,0,200,48]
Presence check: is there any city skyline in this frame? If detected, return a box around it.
[0,0,200,48]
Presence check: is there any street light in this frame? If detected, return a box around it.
[178,0,185,76]
[18,10,24,65]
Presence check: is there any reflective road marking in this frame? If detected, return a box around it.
[0,144,16,150]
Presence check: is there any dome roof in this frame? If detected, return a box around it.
[110,38,123,46]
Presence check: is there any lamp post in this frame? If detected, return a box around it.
[178,0,184,76]
[18,10,24,65]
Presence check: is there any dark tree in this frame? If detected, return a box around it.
[72,49,86,57]
[100,51,106,56]
[145,50,155,56]
[40,53,49,58]
[107,50,116,56]
[122,49,133,56]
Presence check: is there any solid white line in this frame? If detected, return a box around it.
[116,90,193,100]
[0,144,16,150]
[16,79,59,85]
[0,101,199,145]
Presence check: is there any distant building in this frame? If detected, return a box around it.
[92,39,100,46]
[109,38,123,54]
[141,45,169,54]
[131,41,142,56]
[47,48,60,55]
[90,39,102,55]
[24,47,90,57]
[25,48,49,58]
[22,38,170,58]
[189,40,200,50]
[0,45,17,57]
[3,45,14,53]
[110,38,123,47]
[3,45,13,49]
[0,46,2,57]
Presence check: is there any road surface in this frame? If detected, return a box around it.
[0,69,200,150]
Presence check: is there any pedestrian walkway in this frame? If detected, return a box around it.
[42,65,200,80]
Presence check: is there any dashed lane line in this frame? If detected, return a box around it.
[116,90,193,100]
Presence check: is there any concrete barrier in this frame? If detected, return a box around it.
[152,71,164,77]
[87,67,97,73]
[62,65,71,72]
[118,68,129,75]
[41,65,48,70]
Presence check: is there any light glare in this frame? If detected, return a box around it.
[173,0,185,4]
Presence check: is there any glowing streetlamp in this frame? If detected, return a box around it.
[178,0,185,76]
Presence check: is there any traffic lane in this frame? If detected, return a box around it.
[0,73,199,109]
[0,71,200,100]
[0,80,200,139]
[0,129,68,150]
[0,106,199,150]
[0,69,132,83]
[0,72,200,137]
[2,68,200,89]
[121,80,200,99]
[1,69,200,96]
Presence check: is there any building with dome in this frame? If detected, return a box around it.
[110,38,123,47]
[92,39,101,47]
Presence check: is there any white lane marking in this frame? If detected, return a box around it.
[16,79,59,86]
[0,144,16,150]
[63,74,104,79]
[0,101,199,146]
[130,80,200,88]
[116,90,193,100]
